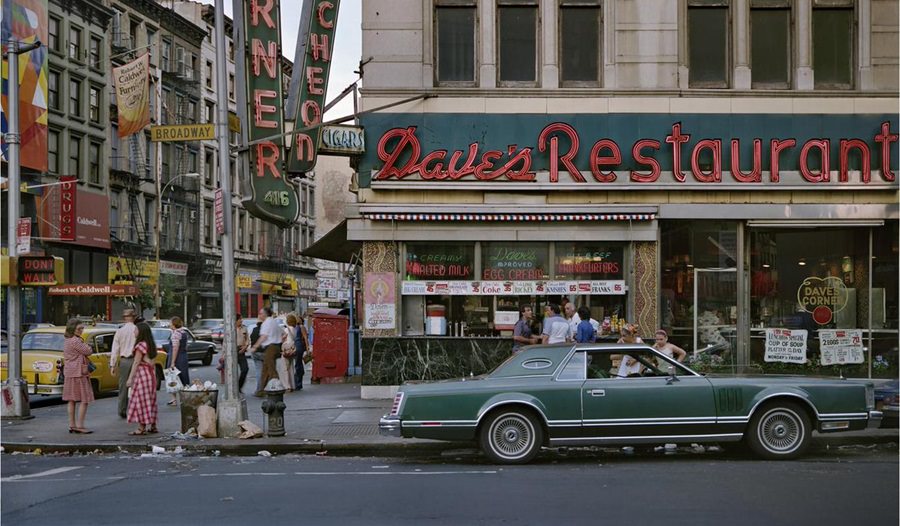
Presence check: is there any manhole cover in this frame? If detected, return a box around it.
[322,424,379,437]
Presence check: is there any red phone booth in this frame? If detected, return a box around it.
[311,309,349,382]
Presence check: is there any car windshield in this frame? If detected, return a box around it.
[152,328,172,343]
[22,333,66,351]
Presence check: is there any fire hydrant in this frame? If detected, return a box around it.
[261,389,286,437]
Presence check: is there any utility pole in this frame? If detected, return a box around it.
[214,0,245,436]
[3,38,41,419]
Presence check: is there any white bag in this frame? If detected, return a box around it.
[164,367,183,394]
[197,404,217,438]
[275,357,294,390]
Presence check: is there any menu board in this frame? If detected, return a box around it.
[405,243,474,280]
[555,243,624,279]
[482,243,549,281]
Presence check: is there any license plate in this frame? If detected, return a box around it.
[35,387,52,394]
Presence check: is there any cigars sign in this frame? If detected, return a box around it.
[373,121,898,188]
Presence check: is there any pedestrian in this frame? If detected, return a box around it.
[249,320,263,395]
[292,313,309,390]
[512,305,539,353]
[166,316,190,406]
[541,303,570,344]
[249,307,283,396]
[236,313,250,392]
[280,314,299,392]
[564,300,581,340]
[653,329,686,369]
[62,319,94,434]
[574,306,596,343]
[109,308,137,418]
[616,323,645,377]
[126,321,159,435]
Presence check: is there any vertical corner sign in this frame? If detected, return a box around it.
[286,0,341,175]
[59,175,77,241]
[242,0,299,228]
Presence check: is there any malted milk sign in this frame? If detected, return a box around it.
[764,328,808,363]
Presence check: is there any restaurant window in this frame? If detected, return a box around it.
[560,0,601,85]
[89,85,101,123]
[870,222,899,378]
[482,242,549,281]
[69,78,82,117]
[435,0,476,84]
[750,0,791,88]
[402,242,477,337]
[405,243,475,281]
[688,0,730,88]
[812,0,853,89]
[48,70,60,111]
[555,242,628,336]
[88,142,101,185]
[498,0,538,84]
[49,16,60,52]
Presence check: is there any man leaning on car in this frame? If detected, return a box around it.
[109,309,137,418]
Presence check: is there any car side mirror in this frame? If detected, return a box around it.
[666,365,679,385]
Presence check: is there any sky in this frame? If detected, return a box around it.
[198,0,362,120]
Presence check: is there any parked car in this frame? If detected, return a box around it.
[874,379,899,428]
[152,328,217,366]
[0,326,167,396]
[190,318,223,344]
[211,324,224,345]
[380,343,881,464]
[147,319,171,328]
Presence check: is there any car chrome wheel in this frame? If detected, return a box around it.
[479,409,543,464]
[747,401,810,460]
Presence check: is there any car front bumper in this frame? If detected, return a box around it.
[379,416,402,437]
[868,410,884,428]
[29,384,63,396]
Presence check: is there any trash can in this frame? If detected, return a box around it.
[179,389,218,433]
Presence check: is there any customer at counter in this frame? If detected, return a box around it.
[541,304,570,344]
[512,305,540,353]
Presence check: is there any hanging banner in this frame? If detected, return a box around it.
[364,272,395,330]
[239,0,299,227]
[764,328,808,363]
[113,53,150,137]
[819,329,865,366]
[0,0,49,172]
[286,0,341,174]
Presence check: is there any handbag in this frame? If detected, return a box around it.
[281,328,296,356]
[81,357,96,376]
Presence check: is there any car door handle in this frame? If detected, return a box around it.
[587,389,605,397]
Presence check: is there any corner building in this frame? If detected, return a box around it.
[350,0,899,396]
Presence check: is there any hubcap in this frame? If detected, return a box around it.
[760,410,802,453]
[491,415,533,459]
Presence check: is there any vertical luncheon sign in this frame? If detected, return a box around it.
[242,0,299,227]
[287,0,341,175]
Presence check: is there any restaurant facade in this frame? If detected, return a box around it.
[341,1,899,396]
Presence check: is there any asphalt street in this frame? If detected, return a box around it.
[2,446,897,526]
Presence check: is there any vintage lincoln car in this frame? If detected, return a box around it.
[379,344,881,464]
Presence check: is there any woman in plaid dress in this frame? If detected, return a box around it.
[63,319,94,434]
[126,321,159,435]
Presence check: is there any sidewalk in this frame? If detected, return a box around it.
[2,380,897,457]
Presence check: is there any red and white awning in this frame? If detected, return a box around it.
[362,213,656,222]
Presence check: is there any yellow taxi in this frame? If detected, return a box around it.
[0,326,168,396]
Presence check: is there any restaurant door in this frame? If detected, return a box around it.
[693,268,738,370]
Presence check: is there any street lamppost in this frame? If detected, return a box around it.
[154,172,199,317]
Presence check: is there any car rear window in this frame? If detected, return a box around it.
[22,333,65,351]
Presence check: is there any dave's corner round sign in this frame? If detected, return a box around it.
[797,276,849,325]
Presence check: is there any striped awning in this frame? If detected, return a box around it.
[362,213,656,222]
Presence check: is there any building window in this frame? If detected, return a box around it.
[161,143,171,176]
[187,100,197,123]
[248,217,255,251]
[49,16,60,52]
[48,70,60,110]
[204,203,213,246]
[750,0,791,88]
[228,73,235,100]
[89,36,102,69]
[161,38,171,71]
[688,1,730,88]
[498,0,539,84]
[89,86,101,123]
[69,78,82,117]
[813,0,854,89]
[69,135,82,178]
[309,187,315,217]
[146,28,156,64]
[206,60,214,89]
[205,101,215,124]
[161,88,171,124]
[435,1,476,84]
[48,130,60,174]
[111,191,120,235]
[560,0,602,85]
[144,198,154,238]
[188,149,199,173]
[204,149,215,187]
[88,142,101,184]
[69,26,82,61]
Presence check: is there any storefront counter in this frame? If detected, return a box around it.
[362,336,514,386]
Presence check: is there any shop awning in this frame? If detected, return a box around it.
[362,212,656,222]
[299,220,361,264]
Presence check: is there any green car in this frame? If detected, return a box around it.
[379,343,881,464]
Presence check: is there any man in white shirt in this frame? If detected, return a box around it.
[109,309,137,418]
[541,304,570,344]
[564,301,581,340]
[249,307,282,396]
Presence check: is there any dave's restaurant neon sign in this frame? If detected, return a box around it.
[375,121,898,184]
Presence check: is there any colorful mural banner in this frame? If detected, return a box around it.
[0,0,49,172]
[113,54,150,137]
[364,272,395,330]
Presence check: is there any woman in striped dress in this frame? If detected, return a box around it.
[63,319,94,434]
[126,321,159,435]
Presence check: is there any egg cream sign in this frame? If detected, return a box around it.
[797,276,850,325]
